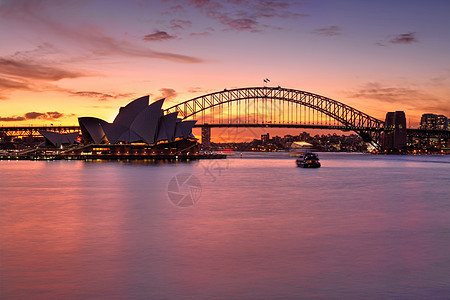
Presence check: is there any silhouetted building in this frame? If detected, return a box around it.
[78,96,197,149]
[383,111,407,151]
[201,127,211,148]
[39,130,79,147]
[261,133,270,145]
[420,113,448,130]
[437,115,449,130]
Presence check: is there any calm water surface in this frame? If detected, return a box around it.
[1,153,449,299]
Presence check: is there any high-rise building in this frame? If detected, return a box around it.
[436,115,449,130]
[261,133,270,145]
[420,113,448,130]
[420,114,436,129]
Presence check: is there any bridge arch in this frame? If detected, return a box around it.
[164,87,385,146]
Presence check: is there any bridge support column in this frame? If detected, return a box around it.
[201,126,211,149]
[383,111,407,151]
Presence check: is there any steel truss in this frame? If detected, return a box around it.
[165,86,385,147]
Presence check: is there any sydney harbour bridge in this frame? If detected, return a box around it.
[1,87,449,150]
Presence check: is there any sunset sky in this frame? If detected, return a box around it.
[1,0,449,136]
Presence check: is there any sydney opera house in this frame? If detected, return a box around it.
[79,96,196,145]
[39,96,199,157]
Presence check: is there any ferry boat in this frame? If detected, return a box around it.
[296,152,321,168]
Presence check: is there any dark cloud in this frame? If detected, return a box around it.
[69,91,134,101]
[0,53,88,99]
[0,77,32,91]
[24,112,46,119]
[377,32,418,46]
[24,111,66,120]
[389,32,417,44]
[143,31,177,42]
[251,0,307,18]
[0,73,68,100]
[180,0,306,32]
[46,111,64,119]
[0,58,84,81]
[0,111,66,122]
[311,26,341,37]
[0,116,26,122]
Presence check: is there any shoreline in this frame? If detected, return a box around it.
[0,153,226,161]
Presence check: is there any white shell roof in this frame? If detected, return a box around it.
[157,112,178,142]
[101,123,129,144]
[39,130,78,147]
[113,95,149,128]
[78,117,108,144]
[79,96,196,145]
[130,98,164,145]
[175,120,197,139]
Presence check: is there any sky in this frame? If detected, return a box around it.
[0,0,449,138]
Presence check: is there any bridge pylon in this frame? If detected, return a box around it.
[201,126,211,149]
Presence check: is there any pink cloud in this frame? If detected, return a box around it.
[0,1,202,63]
[158,88,178,101]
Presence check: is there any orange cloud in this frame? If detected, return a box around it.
[0,111,69,122]
[158,88,178,102]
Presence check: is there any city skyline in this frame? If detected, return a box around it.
[1,0,449,131]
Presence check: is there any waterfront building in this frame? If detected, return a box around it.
[261,133,270,145]
[77,96,198,154]
[420,114,448,130]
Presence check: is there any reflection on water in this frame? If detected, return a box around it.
[1,153,449,299]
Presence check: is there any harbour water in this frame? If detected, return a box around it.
[1,153,449,299]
